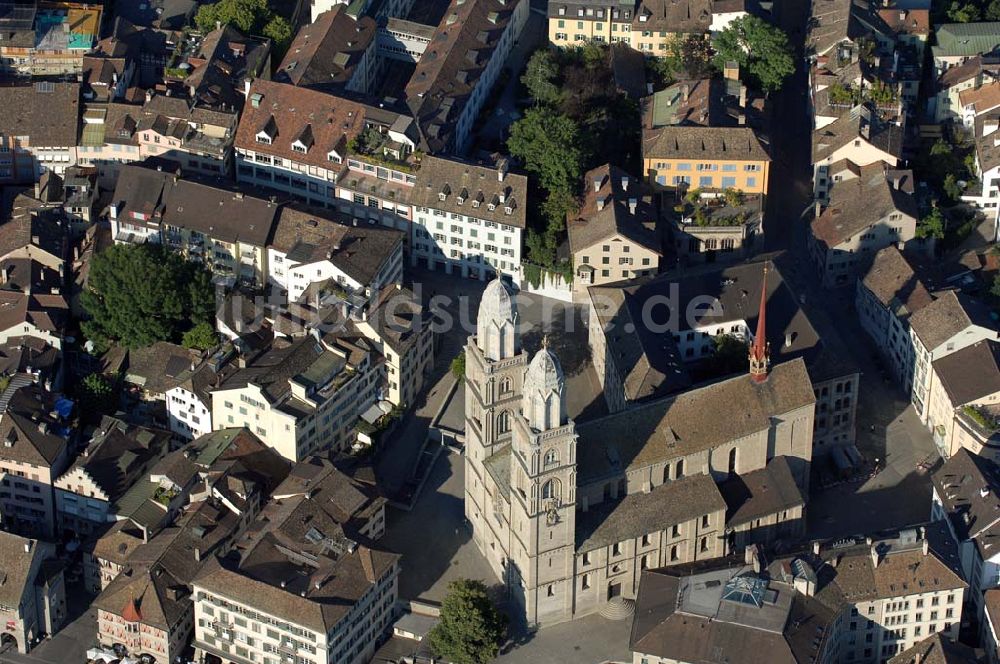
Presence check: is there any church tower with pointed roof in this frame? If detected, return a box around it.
[749,264,771,383]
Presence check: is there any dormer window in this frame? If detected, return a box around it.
[472,199,480,208]
[256,115,277,145]
[292,142,307,153]
[504,205,513,215]
[558,6,565,15]
[488,202,496,211]
[327,150,342,164]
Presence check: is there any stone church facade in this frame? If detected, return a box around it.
[464,276,817,626]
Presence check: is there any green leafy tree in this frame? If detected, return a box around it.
[78,373,117,418]
[672,34,715,80]
[81,244,215,350]
[182,322,219,351]
[943,173,963,202]
[947,1,981,22]
[263,15,293,56]
[988,0,1000,20]
[195,0,269,33]
[507,108,584,197]
[916,206,947,240]
[450,351,466,379]
[521,49,561,105]
[428,579,507,664]
[991,273,1000,299]
[707,334,748,376]
[713,16,795,94]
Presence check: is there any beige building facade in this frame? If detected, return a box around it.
[465,277,816,626]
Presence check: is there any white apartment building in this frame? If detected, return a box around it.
[53,417,172,538]
[909,289,998,433]
[965,113,1000,240]
[211,334,378,462]
[234,79,418,211]
[812,104,903,201]
[0,385,73,539]
[267,207,404,306]
[631,526,966,664]
[809,164,922,288]
[192,470,399,664]
[932,450,1000,628]
[856,246,933,396]
[409,156,527,283]
[405,0,528,155]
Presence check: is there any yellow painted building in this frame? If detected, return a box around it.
[548,0,713,51]
[642,126,771,195]
[548,1,635,45]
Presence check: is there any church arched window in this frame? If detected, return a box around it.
[541,479,560,501]
[544,449,558,467]
[499,376,512,394]
[497,410,511,434]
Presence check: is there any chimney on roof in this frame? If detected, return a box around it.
[1,266,8,284]
[812,541,821,556]
[724,61,740,82]
[870,543,881,568]
[597,197,605,212]
[681,83,690,102]
[628,198,637,215]
[814,200,822,218]
[496,157,508,182]
[23,541,30,554]
[621,175,629,192]
[593,176,602,193]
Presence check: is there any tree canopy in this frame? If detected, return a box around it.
[428,579,507,664]
[713,16,795,94]
[183,322,219,351]
[916,207,946,240]
[81,244,216,351]
[507,107,584,198]
[521,50,561,105]
[77,373,118,421]
[195,0,293,55]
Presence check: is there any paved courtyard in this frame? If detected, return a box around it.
[380,450,499,602]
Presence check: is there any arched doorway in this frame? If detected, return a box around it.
[1,633,19,652]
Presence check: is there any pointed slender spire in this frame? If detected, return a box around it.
[749,263,771,383]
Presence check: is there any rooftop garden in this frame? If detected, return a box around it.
[962,405,1000,433]
[826,79,897,108]
[673,188,755,227]
[153,485,179,506]
[347,127,421,174]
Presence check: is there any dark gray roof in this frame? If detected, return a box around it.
[405,0,523,153]
[932,339,1000,406]
[0,82,79,148]
[0,384,70,467]
[411,156,528,228]
[568,164,660,255]
[270,206,403,285]
[576,474,726,552]
[720,456,805,528]
[576,359,815,483]
[275,6,377,93]
[811,164,918,248]
[812,103,903,163]
[909,290,996,351]
[644,126,770,162]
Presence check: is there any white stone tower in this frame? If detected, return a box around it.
[464,277,528,579]
[507,338,578,626]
